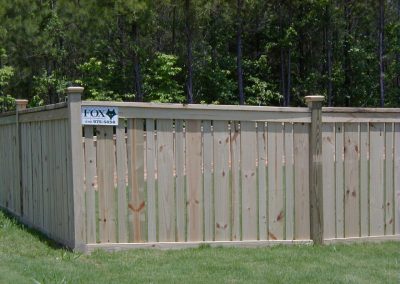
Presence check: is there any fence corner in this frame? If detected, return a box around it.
[66,86,86,249]
[305,95,324,245]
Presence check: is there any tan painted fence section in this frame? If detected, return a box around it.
[321,109,400,241]
[0,88,399,252]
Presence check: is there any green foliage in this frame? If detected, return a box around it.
[143,53,185,103]
[33,70,68,104]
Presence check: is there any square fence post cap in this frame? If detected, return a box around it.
[305,96,324,103]
[66,86,84,94]
[15,99,29,105]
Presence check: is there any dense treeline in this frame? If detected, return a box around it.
[0,0,399,110]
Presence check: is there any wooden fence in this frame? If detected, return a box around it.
[0,87,399,252]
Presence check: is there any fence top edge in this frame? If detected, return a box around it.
[0,110,16,118]
[18,102,68,115]
[81,101,311,113]
[323,107,400,113]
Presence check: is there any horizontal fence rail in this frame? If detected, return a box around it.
[0,88,399,252]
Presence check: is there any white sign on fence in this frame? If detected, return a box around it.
[81,106,119,126]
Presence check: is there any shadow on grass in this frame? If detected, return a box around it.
[0,209,70,251]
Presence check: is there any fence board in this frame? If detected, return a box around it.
[284,123,294,240]
[116,121,128,243]
[60,120,68,242]
[369,123,385,235]
[322,123,336,239]
[384,123,394,235]
[294,123,310,240]
[230,122,241,241]
[257,122,267,240]
[157,119,175,241]
[241,121,258,240]
[174,120,185,241]
[268,122,284,240]
[146,119,157,242]
[359,123,369,236]
[394,123,400,234]
[97,126,116,243]
[127,119,146,242]
[203,120,213,241]
[335,123,344,238]
[344,123,360,237]
[213,121,230,241]
[84,126,97,243]
[41,122,49,234]
[186,120,203,241]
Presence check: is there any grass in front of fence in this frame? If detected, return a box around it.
[0,211,399,284]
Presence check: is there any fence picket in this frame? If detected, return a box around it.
[360,123,369,236]
[186,120,203,241]
[369,123,385,235]
[344,123,360,237]
[257,122,267,240]
[203,120,213,241]
[213,120,230,241]
[294,123,310,240]
[146,119,157,242]
[241,121,258,240]
[157,119,175,241]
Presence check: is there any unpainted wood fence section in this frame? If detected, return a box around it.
[0,101,75,247]
[0,87,399,252]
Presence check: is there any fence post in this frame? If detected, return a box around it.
[66,87,85,250]
[305,95,324,245]
[15,100,28,216]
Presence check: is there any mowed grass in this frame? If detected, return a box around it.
[0,211,399,284]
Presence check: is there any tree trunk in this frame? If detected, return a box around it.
[397,0,400,99]
[132,22,143,102]
[171,2,176,54]
[185,0,194,103]
[236,0,244,105]
[326,3,333,107]
[287,48,291,106]
[280,47,286,105]
[379,0,385,107]
[343,0,351,106]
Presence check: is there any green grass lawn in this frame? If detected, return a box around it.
[0,210,399,284]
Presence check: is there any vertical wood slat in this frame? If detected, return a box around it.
[186,120,203,241]
[230,122,241,241]
[294,123,310,240]
[55,120,61,240]
[203,120,213,241]
[174,120,186,241]
[268,122,284,240]
[157,119,175,241]
[41,122,49,234]
[146,119,157,242]
[322,123,335,239]
[344,123,360,237]
[369,123,385,236]
[335,123,344,238]
[394,123,400,235]
[97,126,116,243]
[127,119,146,242]
[241,121,257,240]
[257,122,267,240]
[384,123,394,235]
[359,123,369,236]
[284,123,294,240]
[116,121,128,242]
[213,121,230,241]
[60,120,68,242]
[84,126,97,243]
